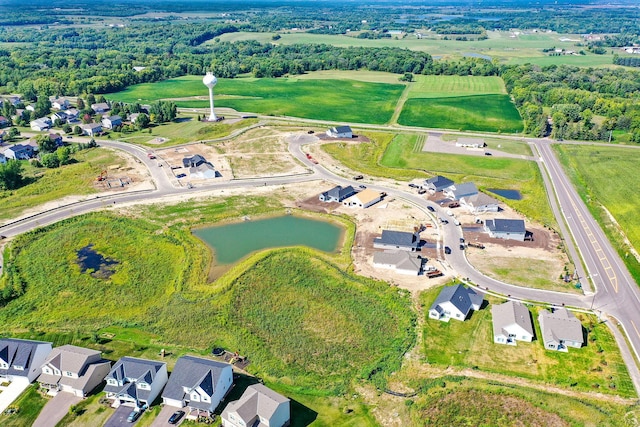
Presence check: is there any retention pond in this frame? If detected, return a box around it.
[488,188,522,200]
[193,215,344,265]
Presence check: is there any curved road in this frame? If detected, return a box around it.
[2,130,640,393]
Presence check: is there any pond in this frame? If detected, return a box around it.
[193,215,344,265]
[76,244,119,279]
[488,188,523,200]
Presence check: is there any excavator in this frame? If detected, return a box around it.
[96,170,108,182]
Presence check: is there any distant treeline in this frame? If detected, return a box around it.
[613,55,640,68]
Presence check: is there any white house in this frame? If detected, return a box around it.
[190,163,218,179]
[4,144,34,160]
[0,153,6,164]
[372,251,423,275]
[460,193,500,214]
[342,188,382,208]
[162,356,233,417]
[484,218,526,241]
[319,185,356,203]
[50,97,70,110]
[221,384,290,427]
[91,103,110,114]
[538,308,584,352]
[101,115,122,129]
[492,301,534,345]
[38,345,111,397]
[444,182,478,200]
[80,123,103,137]
[429,284,483,322]
[103,357,168,408]
[30,117,53,131]
[0,338,53,384]
[326,125,353,138]
[455,137,486,148]
[422,175,454,193]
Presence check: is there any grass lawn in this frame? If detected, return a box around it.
[554,144,640,285]
[420,287,635,397]
[0,147,120,222]
[398,94,523,133]
[0,385,48,427]
[106,75,405,125]
[405,75,506,99]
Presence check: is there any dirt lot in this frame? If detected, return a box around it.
[155,144,234,184]
[93,148,153,193]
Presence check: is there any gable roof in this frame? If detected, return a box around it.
[42,345,101,374]
[5,144,32,154]
[162,355,231,408]
[0,338,51,377]
[105,356,165,385]
[486,219,526,234]
[424,175,454,190]
[372,251,422,273]
[81,123,103,130]
[222,384,289,425]
[450,182,478,199]
[350,188,381,205]
[539,308,584,345]
[322,185,355,201]
[430,284,483,316]
[103,115,122,122]
[334,125,352,133]
[462,192,499,207]
[492,301,534,337]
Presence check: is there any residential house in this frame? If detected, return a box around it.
[484,218,526,241]
[0,115,10,128]
[129,113,141,124]
[30,117,53,131]
[51,111,71,124]
[49,133,64,147]
[342,188,381,208]
[64,109,80,122]
[4,144,34,160]
[538,308,584,352]
[4,96,21,107]
[25,105,35,112]
[373,230,421,252]
[80,123,103,137]
[221,384,290,427]
[162,356,233,417]
[422,175,454,193]
[460,193,500,214]
[0,339,52,384]
[443,182,478,200]
[38,345,111,397]
[103,357,168,408]
[101,115,123,129]
[319,185,356,203]
[372,251,423,275]
[91,103,110,114]
[190,163,218,179]
[326,125,353,138]
[0,153,6,164]
[183,154,207,168]
[492,301,534,345]
[428,284,483,322]
[50,97,70,110]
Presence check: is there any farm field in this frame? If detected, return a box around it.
[106,75,405,124]
[405,75,507,99]
[419,287,635,397]
[554,144,640,284]
[0,147,121,222]
[213,30,618,66]
[398,94,523,133]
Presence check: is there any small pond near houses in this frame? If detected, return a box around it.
[193,215,343,265]
[488,188,523,200]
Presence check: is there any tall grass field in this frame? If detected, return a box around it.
[106,75,405,124]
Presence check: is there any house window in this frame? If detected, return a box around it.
[65,371,73,377]
[14,365,24,371]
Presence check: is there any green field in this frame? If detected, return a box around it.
[0,147,120,222]
[107,75,405,124]
[554,144,640,284]
[406,75,507,99]
[213,30,619,67]
[398,94,523,133]
[420,287,635,397]
[0,198,414,395]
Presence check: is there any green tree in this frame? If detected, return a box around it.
[56,146,71,165]
[40,153,60,168]
[37,134,57,153]
[135,113,150,129]
[0,159,24,190]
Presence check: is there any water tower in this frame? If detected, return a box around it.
[203,72,218,121]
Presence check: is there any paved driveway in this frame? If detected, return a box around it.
[0,380,29,413]
[32,392,82,427]
[104,404,139,427]
[149,405,185,427]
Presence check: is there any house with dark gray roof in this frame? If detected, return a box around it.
[429,284,483,322]
[162,356,233,417]
[443,182,478,200]
[423,175,454,193]
[183,154,207,168]
[538,308,584,352]
[319,185,356,203]
[103,356,168,408]
[0,338,52,383]
[373,251,423,275]
[38,345,111,397]
[373,230,421,252]
[484,218,526,241]
[492,301,534,345]
[221,383,290,427]
[326,125,353,138]
[3,144,34,160]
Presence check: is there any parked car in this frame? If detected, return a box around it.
[440,218,449,224]
[460,244,466,250]
[484,152,492,156]
[127,410,142,423]
[307,130,315,134]
[168,410,185,425]
[444,246,452,254]
[359,184,367,189]
[427,206,435,212]
[460,237,465,243]
[408,183,418,188]
[353,175,364,180]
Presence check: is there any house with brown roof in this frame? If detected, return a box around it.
[38,345,111,397]
[342,188,382,208]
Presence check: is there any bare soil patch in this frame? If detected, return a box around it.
[155,143,234,183]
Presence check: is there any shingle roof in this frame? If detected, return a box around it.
[430,284,482,316]
[539,308,584,345]
[0,338,51,378]
[372,251,422,273]
[486,219,526,233]
[42,345,101,374]
[374,230,419,248]
[334,125,352,133]
[492,301,534,337]
[222,384,289,425]
[425,175,454,191]
[162,356,231,407]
